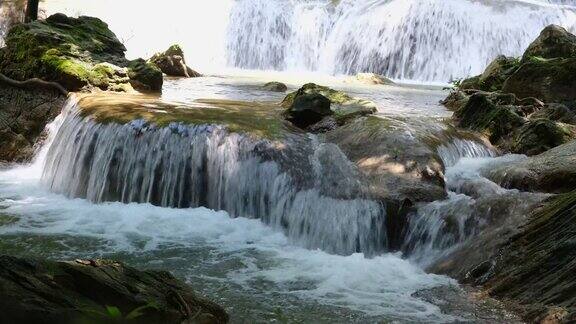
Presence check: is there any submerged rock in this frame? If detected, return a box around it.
[281,83,377,130]
[0,255,228,324]
[149,44,201,78]
[261,81,288,92]
[0,13,162,92]
[345,72,394,85]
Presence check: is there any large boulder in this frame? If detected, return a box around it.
[484,140,576,194]
[0,255,228,324]
[502,57,576,103]
[149,44,201,78]
[522,25,576,62]
[281,83,377,130]
[511,118,576,156]
[0,13,162,92]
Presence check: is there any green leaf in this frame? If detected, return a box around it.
[105,305,123,318]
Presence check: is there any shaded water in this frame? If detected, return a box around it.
[0,75,527,322]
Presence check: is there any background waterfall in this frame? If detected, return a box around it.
[39,0,576,82]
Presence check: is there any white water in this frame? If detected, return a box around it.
[0,97,460,323]
[41,0,576,82]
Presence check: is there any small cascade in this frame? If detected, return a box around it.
[402,138,544,266]
[41,100,386,255]
[436,138,496,168]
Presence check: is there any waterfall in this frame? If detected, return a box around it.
[403,139,545,266]
[227,0,576,81]
[40,0,576,82]
[41,98,386,255]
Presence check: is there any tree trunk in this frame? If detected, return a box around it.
[25,0,39,23]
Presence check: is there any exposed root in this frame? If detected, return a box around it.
[0,73,68,96]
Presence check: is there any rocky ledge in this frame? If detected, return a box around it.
[0,255,228,324]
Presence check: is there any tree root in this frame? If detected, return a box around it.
[0,73,68,96]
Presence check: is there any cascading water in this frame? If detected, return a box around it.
[40,0,576,82]
[42,98,386,256]
[403,139,546,266]
[226,0,576,81]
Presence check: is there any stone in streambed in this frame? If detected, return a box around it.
[261,81,288,92]
[149,44,201,78]
[282,83,377,130]
[511,118,576,156]
[521,24,576,62]
[0,255,229,324]
[284,93,332,129]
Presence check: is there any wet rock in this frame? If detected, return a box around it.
[530,103,576,124]
[149,44,201,78]
[502,57,576,103]
[521,24,576,62]
[127,58,164,92]
[484,140,576,193]
[284,93,332,129]
[282,83,377,130]
[0,82,65,162]
[325,116,447,203]
[0,255,228,324]
[345,72,394,85]
[261,81,287,92]
[0,13,162,92]
[459,56,520,92]
[511,119,575,156]
[453,92,526,147]
[440,89,469,111]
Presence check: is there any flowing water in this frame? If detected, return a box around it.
[39,0,576,82]
[0,0,561,322]
[0,74,530,323]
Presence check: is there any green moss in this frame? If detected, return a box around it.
[0,14,161,92]
[282,83,376,126]
[76,94,288,139]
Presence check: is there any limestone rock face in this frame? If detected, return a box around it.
[0,13,162,92]
[0,255,229,324]
[149,44,201,78]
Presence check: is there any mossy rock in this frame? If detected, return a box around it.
[511,119,575,156]
[127,59,163,91]
[282,83,377,126]
[0,13,162,92]
[148,44,200,78]
[458,56,520,92]
[522,25,576,62]
[502,57,576,103]
[76,93,288,139]
[453,92,525,145]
